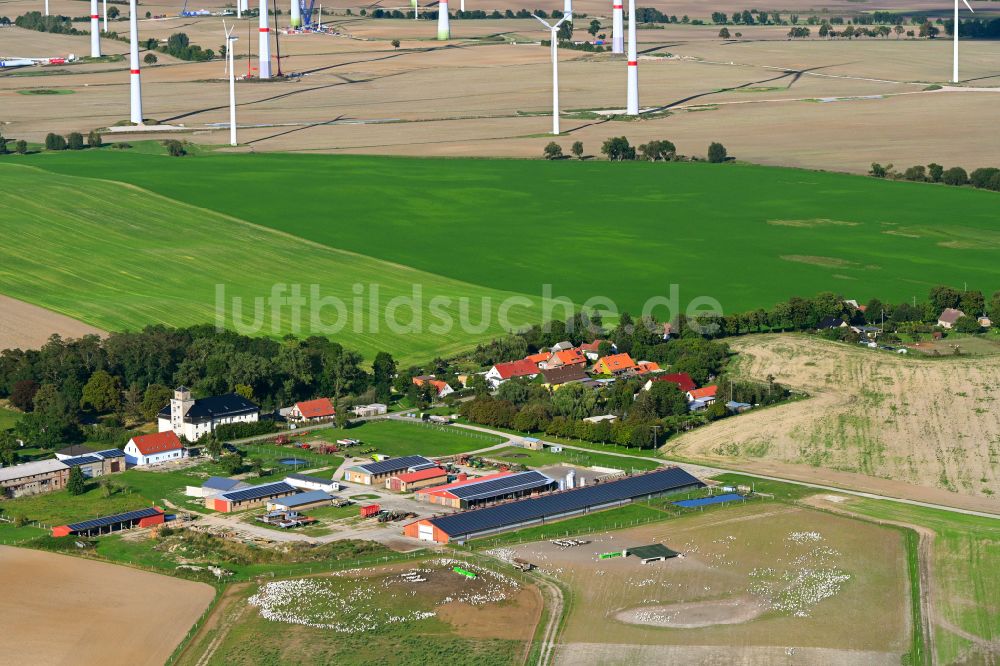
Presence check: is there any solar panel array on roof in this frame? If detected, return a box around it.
[66,507,162,532]
[428,468,703,538]
[449,471,555,501]
[220,482,294,503]
[357,455,433,476]
[61,455,102,468]
[95,449,126,459]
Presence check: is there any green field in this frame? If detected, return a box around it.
[17,149,1000,318]
[301,419,501,457]
[837,498,1000,665]
[0,407,21,431]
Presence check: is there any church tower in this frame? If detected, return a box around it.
[170,386,194,435]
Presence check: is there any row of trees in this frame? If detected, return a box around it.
[0,325,403,450]
[870,162,1000,192]
[363,8,586,19]
[14,11,84,35]
[599,137,729,163]
[40,130,103,151]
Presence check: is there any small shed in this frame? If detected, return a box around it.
[625,543,680,564]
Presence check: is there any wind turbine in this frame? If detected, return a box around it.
[290,0,302,28]
[953,0,974,83]
[90,0,101,58]
[128,0,142,123]
[437,0,450,39]
[611,0,623,53]
[258,0,271,78]
[224,21,239,146]
[533,13,570,135]
[102,0,107,32]
[625,0,638,115]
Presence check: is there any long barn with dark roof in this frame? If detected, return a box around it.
[404,467,703,544]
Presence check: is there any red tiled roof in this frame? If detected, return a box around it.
[130,431,182,456]
[395,467,448,483]
[413,377,451,395]
[493,359,540,379]
[524,352,550,365]
[416,471,513,497]
[295,397,335,419]
[651,372,696,393]
[688,385,718,400]
[636,361,661,374]
[553,349,587,366]
[596,353,636,373]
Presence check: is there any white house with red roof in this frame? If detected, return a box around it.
[643,372,696,393]
[686,385,718,403]
[124,431,186,467]
[412,376,455,399]
[289,397,336,422]
[485,359,540,388]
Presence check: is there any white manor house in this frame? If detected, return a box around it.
[157,387,260,442]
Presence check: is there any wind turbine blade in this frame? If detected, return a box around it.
[961,0,974,12]
[532,14,551,28]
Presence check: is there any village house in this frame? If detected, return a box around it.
[541,365,589,389]
[937,308,966,329]
[412,376,455,399]
[288,397,336,422]
[643,372,696,393]
[593,353,637,377]
[579,339,614,360]
[157,387,260,441]
[485,359,539,388]
[687,385,718,405]
[541,348,587,370]
[523,351,551,367]
[124,431,186,467]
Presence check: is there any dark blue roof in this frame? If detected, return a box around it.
[94,449,126,459]
[449,471,555,501]
[158,393,260,422]
[354,455,434,476]
[203,476,243,491]
[428,467,703,538]
[61,455,102,468]
[219,481,294,503]
[66,507,162,532]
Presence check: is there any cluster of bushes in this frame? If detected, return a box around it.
[870,162,1000,192]
[42,130,103,151]
[0,131,27,155]
[159,33,214,61]
[14,11,83,35]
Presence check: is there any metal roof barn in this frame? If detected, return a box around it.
[419,468,703,542]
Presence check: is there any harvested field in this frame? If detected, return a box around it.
[0,294,105,350]
[666,334,1000,510]
[1,8,999,172]
[0,545,214,666]
[495,503,909,664]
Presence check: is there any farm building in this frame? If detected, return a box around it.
[59,449,126,478]
[52,507,165,537]
[266,490,335,512]
[124,430,186,467]
[541,365,588,389]
[343,455,436,485]
[415,471,511,506]
[937,308,966,329]
[626,543,680,564]
[285,473,340,493]
[385,467,448,492]
[157,386,260,441]
[207,481,297,513]
[55,445,99,459]
[404,467,703,543]
[412,470,556,510]
[288,397,336,422]
[0,458,70,498]
[518,437,544,451]
[352,403,388,418]
[485,359,539,388]
[185,476,249,498]
[686,385,718,404]
[539,464,625,489]
[643,372,696,393]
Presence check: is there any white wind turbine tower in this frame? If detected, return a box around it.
[90,0,101,57]
[625,0,638,114]
[224,21,239,146]
[129,0,142,123]
[437,0,450,39]
[258,0,272,78]
[953,0,974,83]
[611,0,623,53]
[103,0,108,32]
[533,13,570,135]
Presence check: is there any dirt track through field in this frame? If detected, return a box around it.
[0,546,215,666]
[0,294,105,350]
[666,334,1000,512]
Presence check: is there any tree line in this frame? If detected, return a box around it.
[543,137,729,163]
[870,161,1000,192]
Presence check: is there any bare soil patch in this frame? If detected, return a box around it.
[0,545,215,666]
[0,294,106,350]
[615,597,764,628]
